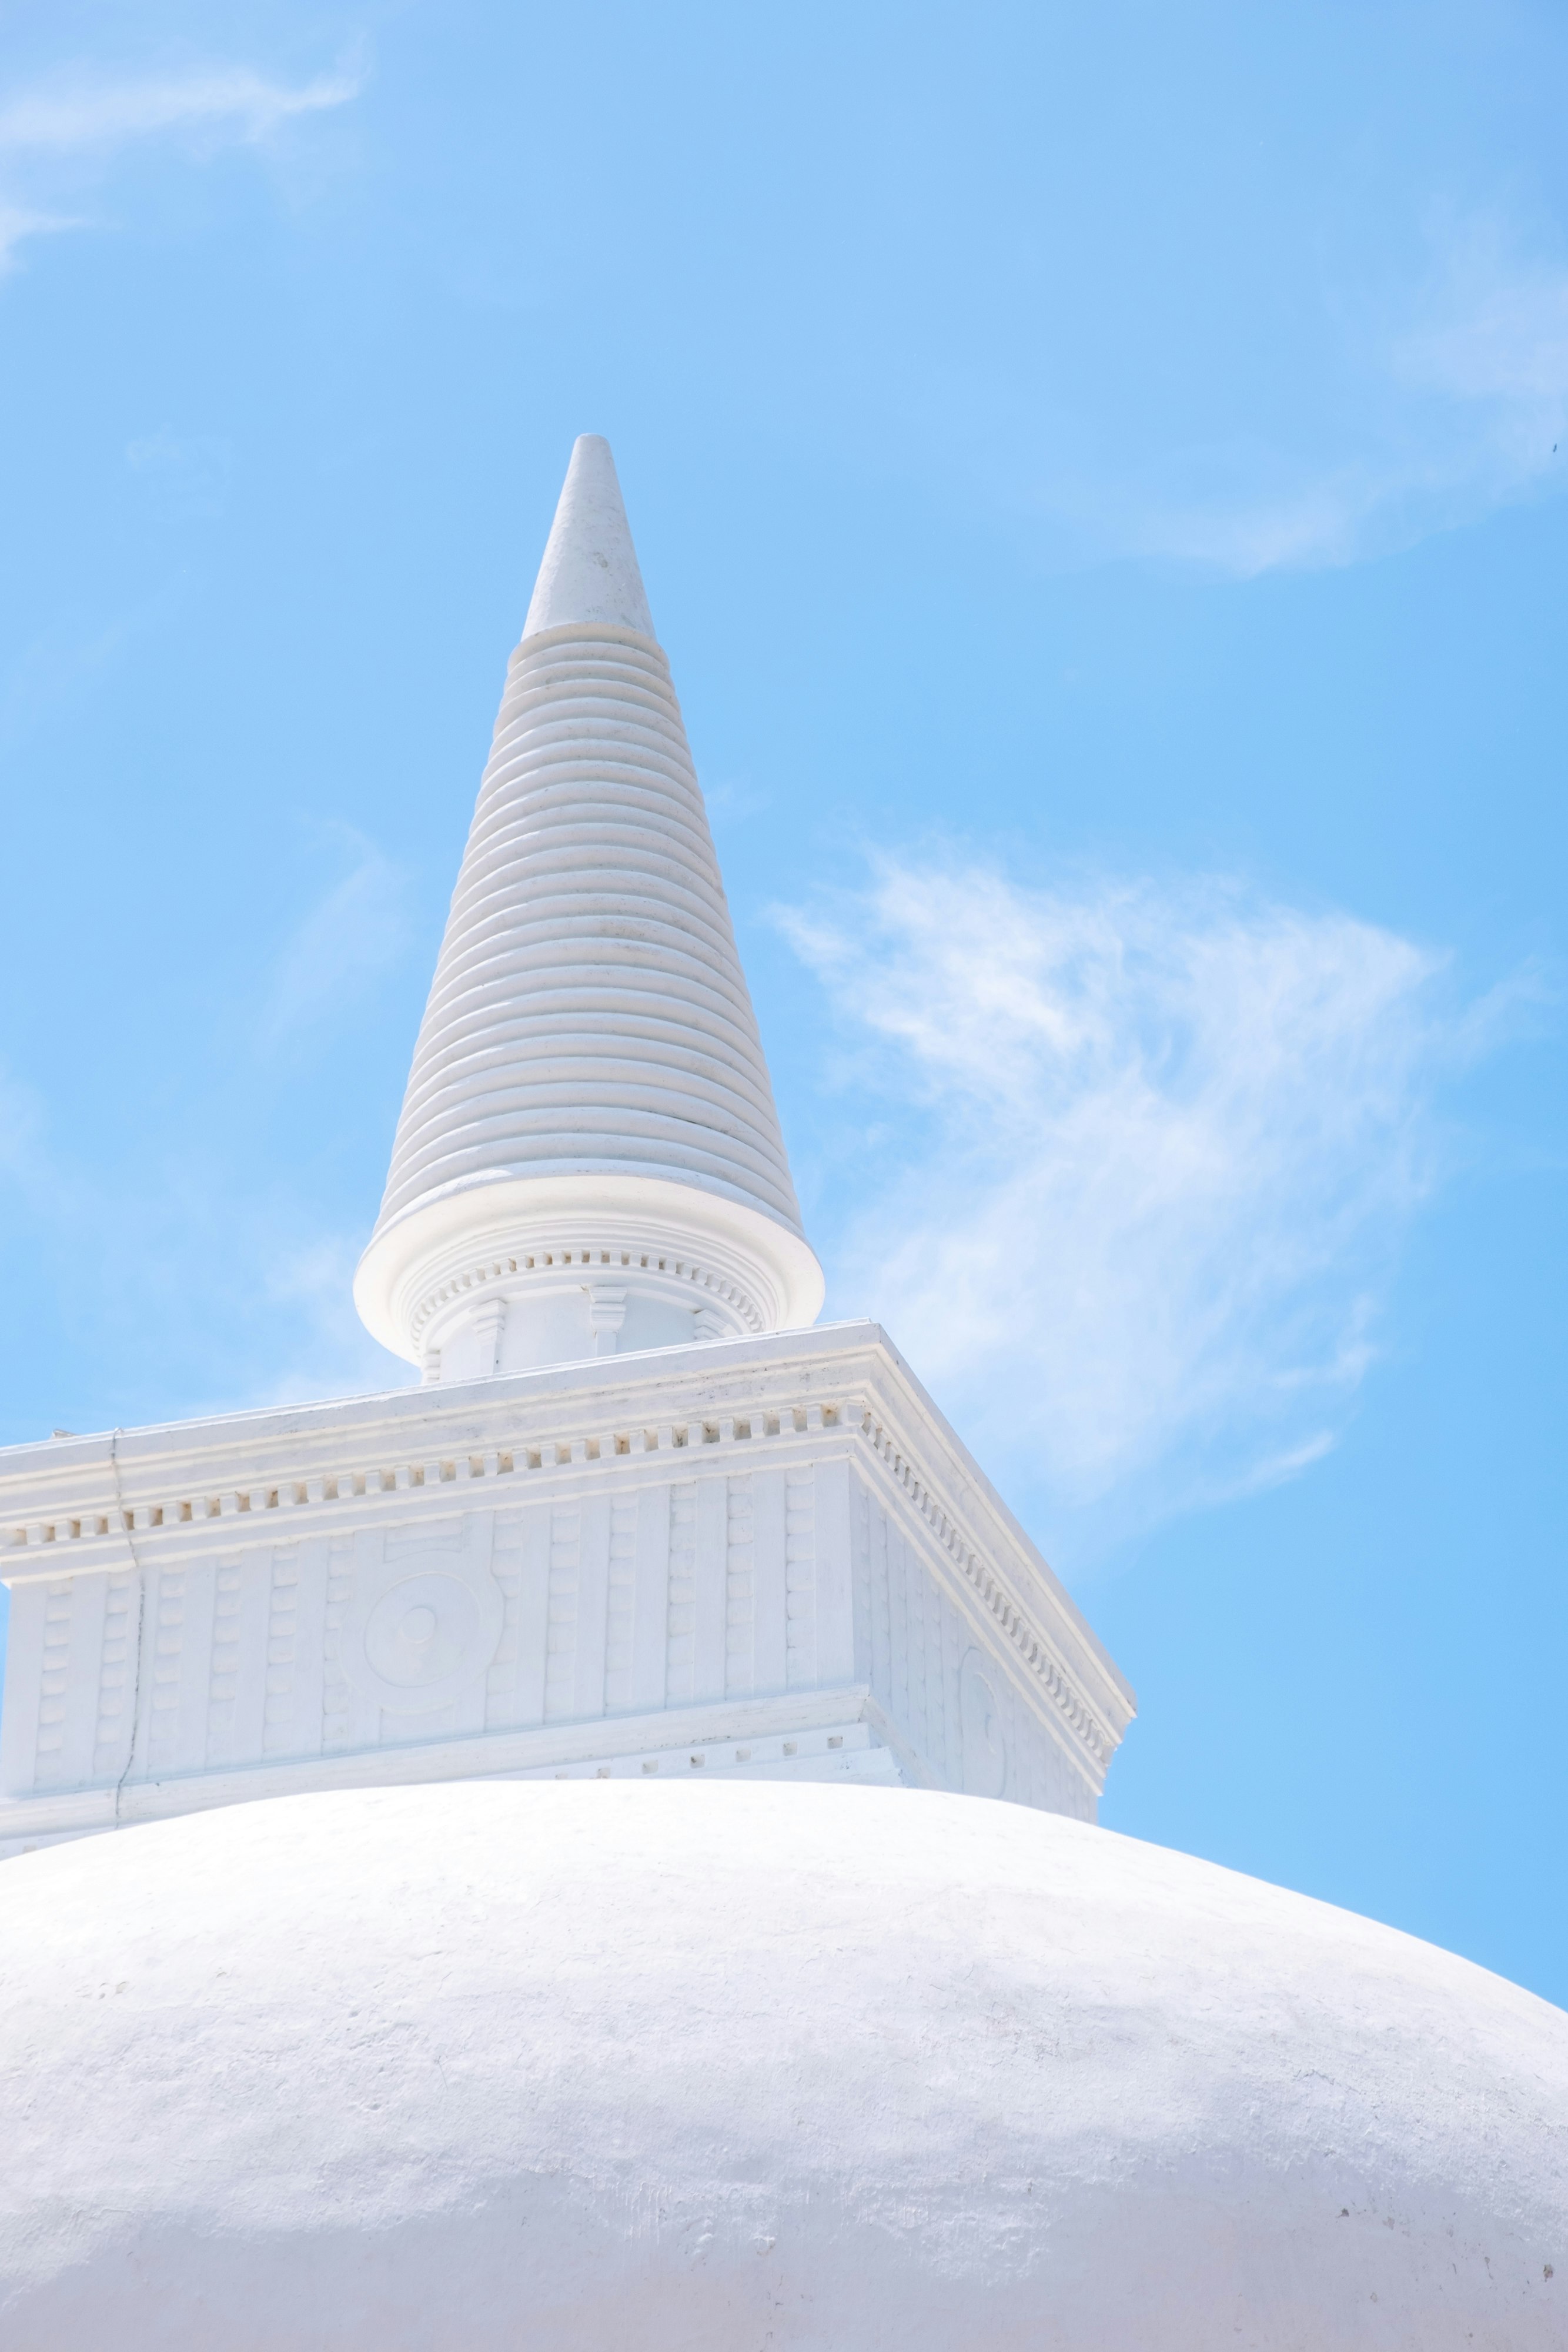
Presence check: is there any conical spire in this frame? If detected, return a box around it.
[521,433,654,638]
[355,436,823,1379]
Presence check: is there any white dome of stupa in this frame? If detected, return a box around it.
[2,430,1562,2349]
[1,1777,1562,2348]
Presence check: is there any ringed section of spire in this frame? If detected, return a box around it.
[356,437,823,1381]
[381,623,801,1233]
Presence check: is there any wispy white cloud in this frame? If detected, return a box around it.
[0,1070,410,1434]
[1403,240,1568,412]
[783,858,1527,1562]
[0,68,360,157]
[1098,466,1399,579]
[259,831,413,1050]
[940,211,1568,582]
[1393,232,1568,514]
[1102,229,1568,577]
[0,821,416,1438]
[255,1231,411,1411]
[0,202,74,272]
[0,1062,49,1190]
[0,58,362,274]
[0,588,180,747]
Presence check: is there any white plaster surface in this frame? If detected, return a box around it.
[0,1325,1131,1848]
[357,433,818,1370]
[523,431,655,638]
[1,1778,1562,2348]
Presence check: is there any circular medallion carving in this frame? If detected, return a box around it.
[341,1553,504,1716]
[364,1573,483,1690]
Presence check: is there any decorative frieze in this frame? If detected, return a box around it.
[0,1326,1135,1856]
[605,1495,639,1712]
[0,1401,850,1559]
[724,1475,754,1699]
[544,1504,580,1723]
[35,1584,72,1770]
[665,1480,697,1705]
[93,1574,135,1777]
[784,1463,816,1689]
[407,1241,769,1361]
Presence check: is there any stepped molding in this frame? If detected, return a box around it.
[406,1236,770,1355]
[359,437,821,1369]
[0,1326,1134,1813]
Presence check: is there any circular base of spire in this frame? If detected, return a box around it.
[354,1172,824,1377]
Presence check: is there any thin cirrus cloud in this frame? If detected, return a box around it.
[0,59,362,270]
[1171,248,1567,575]
[987,222,1568,581]
[0,1051,407,1438]
[1398,231,1568,463]
[781,858,1527,1566]
[258,833,413,1053]
[255,1232,413,1414]
[0,66,360,153]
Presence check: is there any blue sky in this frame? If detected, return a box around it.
[1,2,1564,2002]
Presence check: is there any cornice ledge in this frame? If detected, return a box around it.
[0,1320,1135,1796]
[853,1411,1122,1783]
[842,1342,1136,1742]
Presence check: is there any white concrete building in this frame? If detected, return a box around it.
[0,436,1128,1855]
[0,437,1561,2347]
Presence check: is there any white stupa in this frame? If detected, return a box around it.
[0,438,1562,2347]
